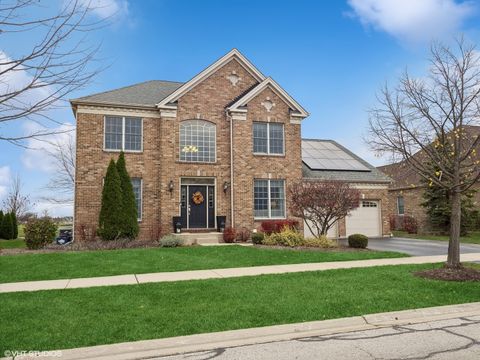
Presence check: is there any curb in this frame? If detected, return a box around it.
[4,302,480,360]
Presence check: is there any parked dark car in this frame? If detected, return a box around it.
[56,229,73,245]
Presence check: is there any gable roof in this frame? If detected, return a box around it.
[71,80,183,108]
[227,77,309,117]
[156,49,266,109]
[302,139,391,184]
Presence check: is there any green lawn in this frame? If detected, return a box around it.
[393,230,480,244]
[0,246,408,283]
[1,263,479,353]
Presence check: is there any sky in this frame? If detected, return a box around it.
[1,0,480,217]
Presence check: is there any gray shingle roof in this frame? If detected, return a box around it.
[71,80,184,107]
[302,139,391,184]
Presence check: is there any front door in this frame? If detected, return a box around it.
[180,184,215,229]
[188,185,207,228]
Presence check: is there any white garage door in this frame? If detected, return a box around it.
[345,200,381,237]
[304,219,338,239]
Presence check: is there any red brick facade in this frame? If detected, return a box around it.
[73,56,304,240]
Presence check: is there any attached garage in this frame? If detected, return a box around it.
[345,200,381,237]
[301,139,392,238]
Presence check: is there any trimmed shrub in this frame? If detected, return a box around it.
[263,227,304,247]
[98,159,124,240]
[403,215,418,234]
[260,219,299,234]
[116,152,139,239]
[24,218,58,250]
[303,236,337,248]
[223,227,236,243]
[348,234,368,249]
[11,212,18,239]
[0,210,3,239]
[159,234,183,248]
[251,232,265,244]
[1,212,14,240]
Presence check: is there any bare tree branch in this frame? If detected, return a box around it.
[2,173,32,217]
[0,0,106,145]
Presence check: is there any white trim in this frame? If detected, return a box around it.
[160,108,177,119]
[157,49,266,109]
[253,179,287,220]
[103,116,144,153]
[77,105,160,118]
[178,120,217,163]
[253,122,285,156]
[227,77,309,118]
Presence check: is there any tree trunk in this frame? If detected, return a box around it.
[447,190,462,268]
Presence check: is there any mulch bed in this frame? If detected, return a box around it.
[414,266,480,282]
[253,244,371,252]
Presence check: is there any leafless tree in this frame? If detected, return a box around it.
[42,132,75,204]
[289,181,360,237]
[0,0,104,145]
[368,38,480,268]
[3,174,32,217]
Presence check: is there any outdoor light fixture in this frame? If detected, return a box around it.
[223,181,229,193]
[168,180,174,192]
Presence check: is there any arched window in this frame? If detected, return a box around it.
[179,120,216,163]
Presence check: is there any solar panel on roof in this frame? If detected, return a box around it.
[302,141,370,171]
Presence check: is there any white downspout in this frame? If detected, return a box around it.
[227,110,235,227]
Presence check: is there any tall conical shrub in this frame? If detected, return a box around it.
[1,213,14,240]
[116,152,139,239]
[11,212,18,239]
[0,210,4,239]
[98,159,123,240]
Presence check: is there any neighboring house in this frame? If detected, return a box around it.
[378,125,480,232]
[302,139,392,238]
[71,48,392,240]
[71,49,308,239]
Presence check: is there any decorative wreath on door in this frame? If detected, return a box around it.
[192,191,204,205]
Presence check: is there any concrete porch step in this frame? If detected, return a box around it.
[173,232,223,245]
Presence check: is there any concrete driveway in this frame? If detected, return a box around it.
[339,237,480,256]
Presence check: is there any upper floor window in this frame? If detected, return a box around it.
[131,178,142,221]
[397,196,405,215]
[254,179,286,219]
[180,120,216,163]
[104,116,142,152]
[253,122,284,155]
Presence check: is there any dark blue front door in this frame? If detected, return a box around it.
[188,185,207,228]
[180,184,215,229]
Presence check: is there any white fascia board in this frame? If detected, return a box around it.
[156,49,266,108]
[227,77,309,118]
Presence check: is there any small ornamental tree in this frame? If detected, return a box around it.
[289,181,360,237]
[116,152,139,239]
[98,159,123,240]
[1,212,14,240]
[11,212,18,239]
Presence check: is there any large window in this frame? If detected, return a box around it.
[131,178,142,221]
[253,122,284,155]
[254,179,285,218]
[104,116,142,152]
[397,196,405,215]
[180,120,216,163]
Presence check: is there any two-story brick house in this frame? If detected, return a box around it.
[71,49,309,239]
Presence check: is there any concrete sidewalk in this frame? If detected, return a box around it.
[2,253,480,294]
[3,302,480,360]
